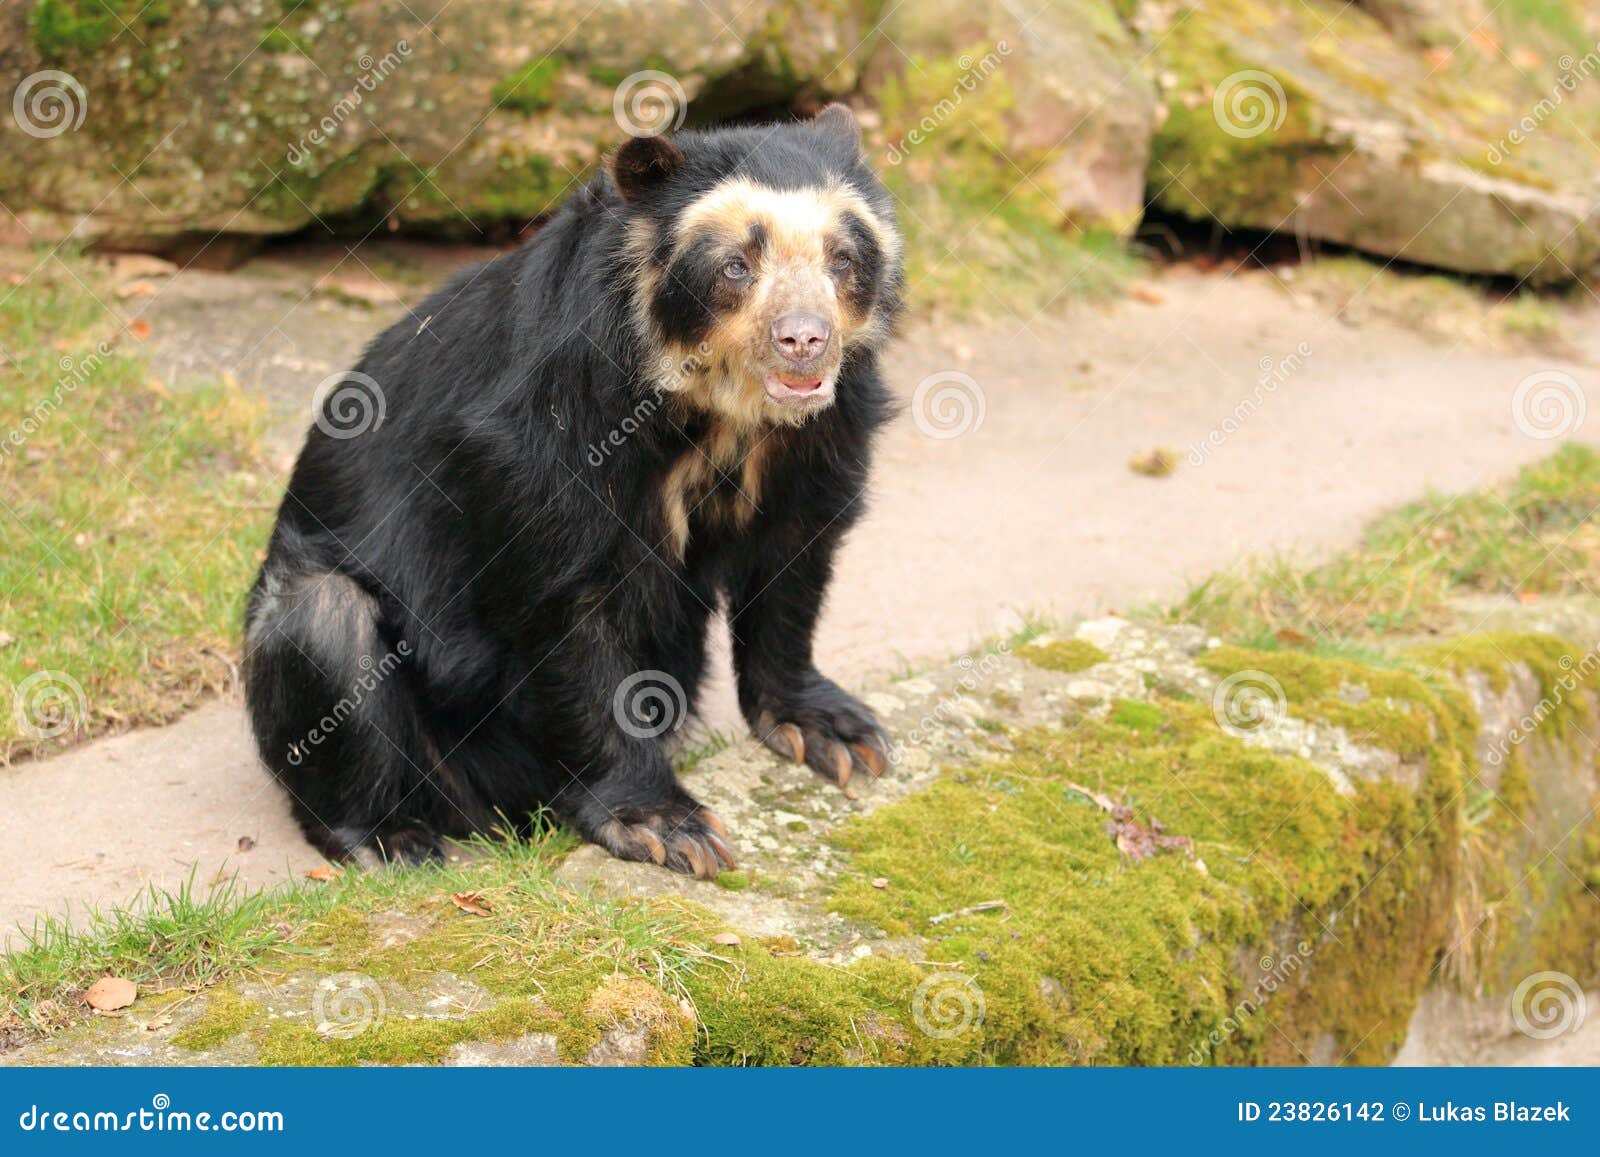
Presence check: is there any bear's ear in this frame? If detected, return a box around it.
[813,103,861,152]
[612,135,686,203]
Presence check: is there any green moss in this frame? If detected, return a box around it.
[1148,7,1346,226]
[31,0,171,57]
[1110,699,1168,733]
[259,27,311,55]
[492,57,562,114]
[171,990,264,1051]
[1017,638,1109,673]
[715,871,752,892]
[257,995,555,1067]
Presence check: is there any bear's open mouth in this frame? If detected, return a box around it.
[763,370,837,406]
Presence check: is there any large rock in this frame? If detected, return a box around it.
[862,0,1157,237]
[0,0,877,253]
[1136,0,1600,282]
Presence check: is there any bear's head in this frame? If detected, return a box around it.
[611,106,903,429]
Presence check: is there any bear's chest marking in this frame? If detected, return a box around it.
[659,423,771,561]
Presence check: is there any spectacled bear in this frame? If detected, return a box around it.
[243,106,902,878]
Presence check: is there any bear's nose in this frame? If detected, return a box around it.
[771,313,831,362]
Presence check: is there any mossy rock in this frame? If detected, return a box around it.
[6,613,1597,1067]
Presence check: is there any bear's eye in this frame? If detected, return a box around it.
[828,252,853,275]
[722,258,750,281]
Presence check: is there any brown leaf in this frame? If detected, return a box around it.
[84,977,137,1011]
[127,320,153,340]
[137,1014,173,1032]
[115,281,157,299]
[1274,628,1310,646]
[304,864,342,882]
[710,931,742,946]
[450,890,493,917]
[1131,286,1166,305]
[871,877,889,889]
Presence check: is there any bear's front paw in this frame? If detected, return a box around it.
[751,678,890,799]
[595,797,736,880]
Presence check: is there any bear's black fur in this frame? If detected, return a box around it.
[243,108,902,877]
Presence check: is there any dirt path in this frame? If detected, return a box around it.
[3,244,1597,941]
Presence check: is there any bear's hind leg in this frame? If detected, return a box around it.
[243,568,463,865]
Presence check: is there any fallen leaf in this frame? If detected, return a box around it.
[871,877,889,889]
[137,1014,173,1032]
[304,864,342,882]
[115,281,157,299]
[1128,448,1177,477]
[1131,286,1166,305]
[1274,628,1310,646]
[1516,590,1539,605]
[127,320,153,340]
[711,931,741,946]
[236,835,256,852]
[109,254,178,280]
[84,977,137,1011]
[450,890,493,917]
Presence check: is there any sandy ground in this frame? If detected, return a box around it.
[3,242,1597,966]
